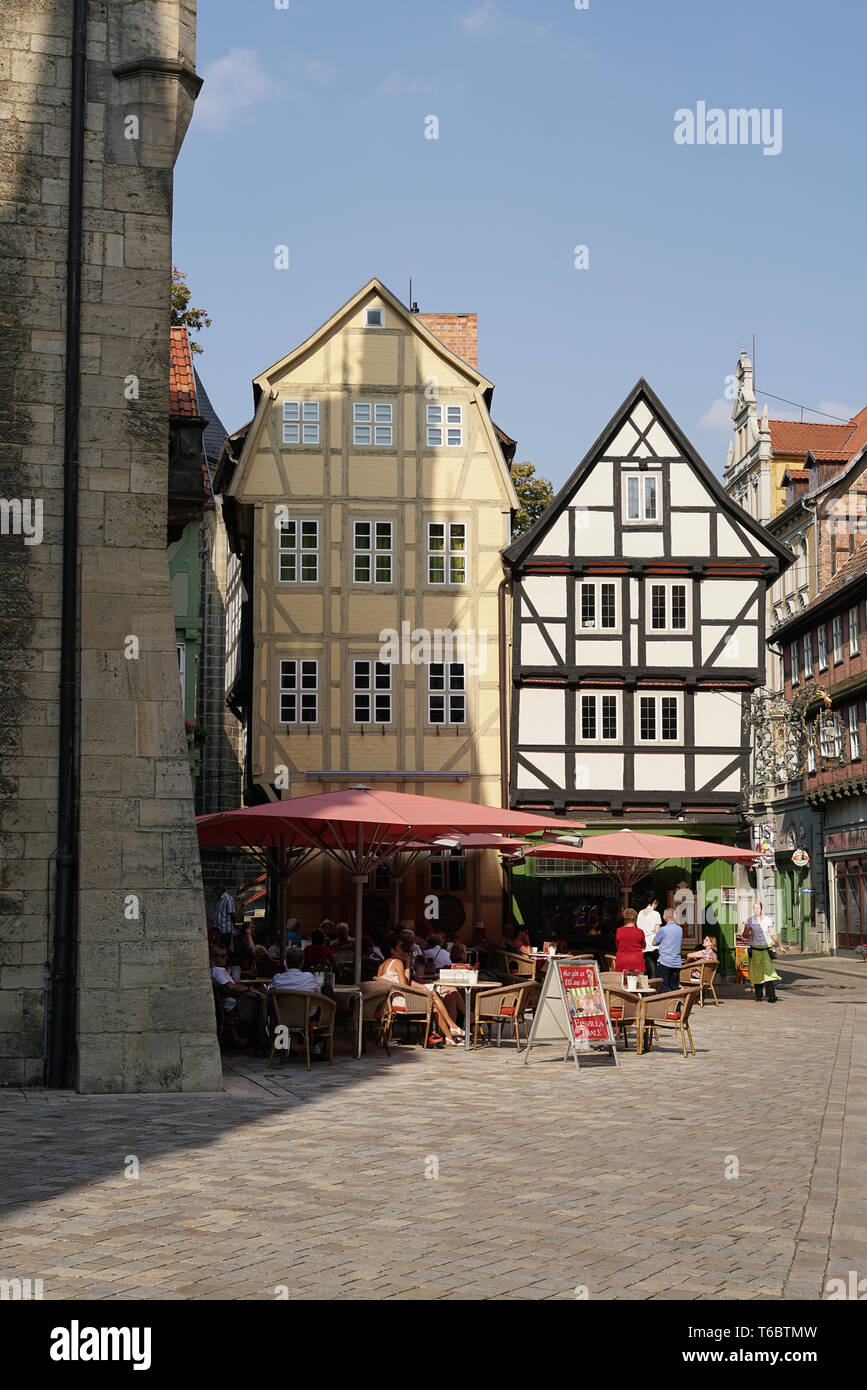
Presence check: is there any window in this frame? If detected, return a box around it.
[832,614,844,663]
[807,735,816,774]
[282,400,319,445]
[430,847,467,893]
[176,643,185,703]
[579,581,617,631]
[428,522,466,584]
[849,704,861,762]
[625,472,659,522]
[353,401,393,446]
[278,519,319,582]
[850,605,861,656]
[638,693,680,742]
[429,662,466,724]
[649,582,688,632]
[803,633,813,679]
[353,521,393,583]
[817,624,828,671]
[819,712,843,761]
[279,659,318,723]
[353,660,392,723]
[579,692,619,741]
[797,538,809,588]
[426,404,462,447]
[364,307,384,327]
[790,640,800,686]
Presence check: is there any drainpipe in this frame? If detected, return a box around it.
[497,573,510,809]
[47,0,87,1087]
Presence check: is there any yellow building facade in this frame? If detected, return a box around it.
[222,279,518,937]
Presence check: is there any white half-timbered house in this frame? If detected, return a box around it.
[504,380,793,825]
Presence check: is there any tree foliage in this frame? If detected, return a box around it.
[510,460,555,536]
[171,266,211,355]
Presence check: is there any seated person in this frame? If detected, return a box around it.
[686,935,719,963]
[377,939,465,1041]
[269,948,322,995]
[360,936,382,981]
[303,928,337,972]
[423,932,452,972]
[329,920,355,951]
[614,908,647,975]
[398,927,424,972]
[502,926,532,957]
[252,926,279,978]
[228,922,255,975]
[367,930,385,963]
[284,918,304,948]
[210,946,260,1047]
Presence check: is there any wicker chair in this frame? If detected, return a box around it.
[355,982,395,1055]
[602,953,617,971]
[639,988,699,1058]
[599,970,625,990]
[387,982,434,1047]
[679,960,719,1006]
[603,985,642,1051]
[267,989,337,1070]
[473,983,530,1051]
[494,949,536,984]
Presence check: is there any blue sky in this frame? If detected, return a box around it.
[174,0,866,490]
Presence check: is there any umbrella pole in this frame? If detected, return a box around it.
[354,823,364,986]
[394,867,400,928]
[279,836,287,961]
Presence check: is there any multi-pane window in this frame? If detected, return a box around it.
[429,662,466,724]
[638,694,680,742]
[279,659,318,723]
[817,624,828,671]
[649,582,688,632]
[803,633,813,679]
[850,605,861,656]
[353,660,392,723]
[791,640,800,686]
[428,522,467,584]
[579,581,617,631]
[353,521,393,583]
[430,847,467,892]
[353,401,393,446]
[625,473,659,522]
[579,692,619,741]
[282,401,319,445]
[278,519,319,582]
[832,614,844,663]
[849,704,861,762]
[426,404,462,447]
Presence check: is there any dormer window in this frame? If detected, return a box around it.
[365,307,384,327]
[624,473,659,523]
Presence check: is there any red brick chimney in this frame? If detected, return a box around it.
[415,312,478,369]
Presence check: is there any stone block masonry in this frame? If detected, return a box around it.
[0,1,221,1091]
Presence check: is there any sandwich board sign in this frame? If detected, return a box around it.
[523,957,619,1072]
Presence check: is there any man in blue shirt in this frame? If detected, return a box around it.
[653,908,683,994]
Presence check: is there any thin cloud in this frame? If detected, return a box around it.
[378,72,421,96]
[699,398,733,430]
[305,59,335,83]
[461,1,500,31]
[196,49,282,131]
[818,400,858,421]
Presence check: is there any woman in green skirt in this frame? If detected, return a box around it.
[743,901,787,1003]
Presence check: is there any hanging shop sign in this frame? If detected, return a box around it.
[791,849,810,868]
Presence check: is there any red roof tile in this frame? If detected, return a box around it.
[170,326,198,418]
[768,406,867,464]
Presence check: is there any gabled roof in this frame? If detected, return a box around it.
[169,326,198,418]
[768,406,867,463]
[504,378,794,570]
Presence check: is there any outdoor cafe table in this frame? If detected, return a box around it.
[433,979,514,1051]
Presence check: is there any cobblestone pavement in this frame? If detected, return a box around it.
[1,958,865,1301]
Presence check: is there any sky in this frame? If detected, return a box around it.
[174,0,867,491]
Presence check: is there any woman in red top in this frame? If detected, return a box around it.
[614,908,647,973]
[302,928,337,971]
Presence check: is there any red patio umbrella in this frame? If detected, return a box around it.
[197,787,584,981]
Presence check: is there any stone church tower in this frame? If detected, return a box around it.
[0,1,222,1091]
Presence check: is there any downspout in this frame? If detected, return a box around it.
[498,572,510,808]
[47,0,87,1087]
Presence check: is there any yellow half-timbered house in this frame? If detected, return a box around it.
[218,279,518,937]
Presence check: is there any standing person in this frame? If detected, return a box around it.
[637,895,662,978]
[674,879,697,945]
[614,908,647,975]
[653,907,683,994]
[213,885,236,945]
[743,902,786,1003]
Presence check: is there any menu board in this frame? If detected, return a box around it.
[523,956,619,1073]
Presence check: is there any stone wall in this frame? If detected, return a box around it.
[0,0,222,1091]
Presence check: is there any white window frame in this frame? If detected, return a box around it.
[428,661,467,725]
[849,704,861,762]
[832,614,844,664]
[282,400,319,446]
[790,640,800,687]
[279,659,318,724]
[578,690,621,742]
[817,624,828,672]
[637,692,682,744]
[427,521,467,585]
[850,604,860,656]
[353,520,393,584]
[278,518,319,583]
[176,642,186,704]
[426,403,463,448]
[819,712,843,761]
[806,735,816,774]
[364,307,385,327]
[648,581,689,634]
[624,471,660,524]
[579,579,619,633]
[353,660,392,724]
[353,400,393,446]
[803,632,813,679]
